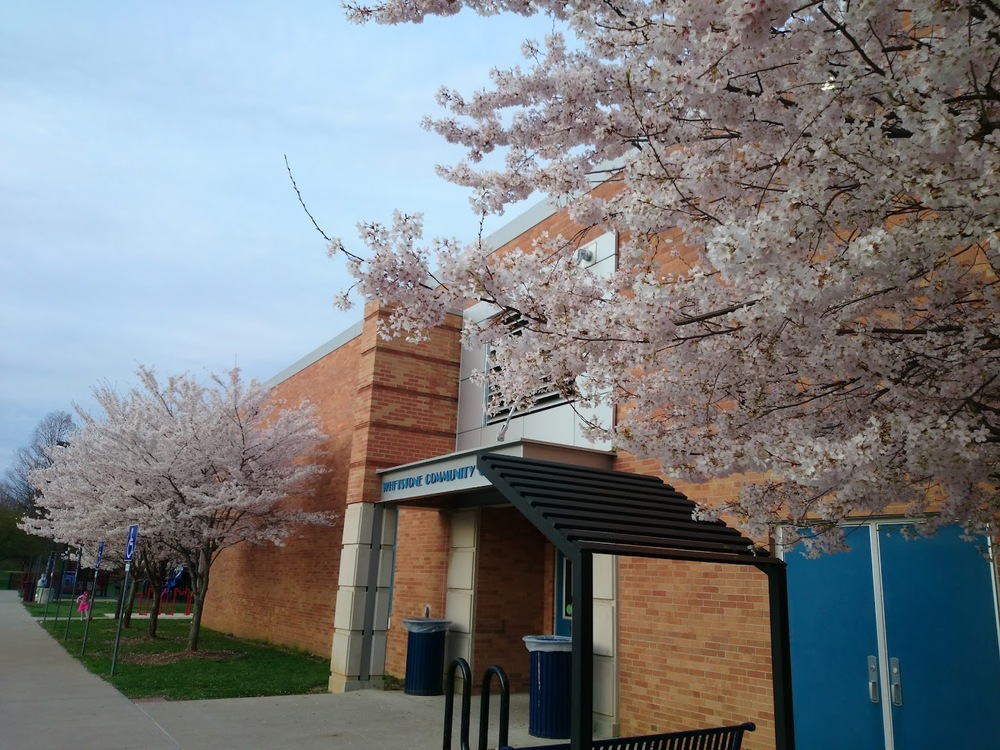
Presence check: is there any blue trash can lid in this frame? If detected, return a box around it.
[402,618,451,633]
[523,635,572,652]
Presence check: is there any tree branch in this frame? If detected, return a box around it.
[818,4,887,76]
[284,155,332,243]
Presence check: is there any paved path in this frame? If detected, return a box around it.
[0,590,537,750]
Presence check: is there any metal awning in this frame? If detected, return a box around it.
[477,452,776,565]
[475,453,794,750]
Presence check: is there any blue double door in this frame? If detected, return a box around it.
[786,523,1000,749]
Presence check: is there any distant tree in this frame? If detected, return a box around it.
[0,411,77,511]
[24,367,333,650]
[0,508,49,569]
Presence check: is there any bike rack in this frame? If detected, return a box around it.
[444,658,473,750]
[478,664,510,750]
[443,658,511,750]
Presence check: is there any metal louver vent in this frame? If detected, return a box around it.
[484,311,572,425]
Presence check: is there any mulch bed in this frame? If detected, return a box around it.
[124,649,242,665]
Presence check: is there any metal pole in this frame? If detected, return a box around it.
[110,562,131,677]
[81,541,105,656]
[41,550,58,622]
[64,548,82,640]
[46,551,67,625]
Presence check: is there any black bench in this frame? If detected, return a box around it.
[502,722,756,750]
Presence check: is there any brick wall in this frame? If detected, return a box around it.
[617,558,775,750]
[202,333,361,656]
[205,301,462,661]
[611,452,777,746]
[346,303,462,506]
[384,507,451,678]
[472,506,547,692]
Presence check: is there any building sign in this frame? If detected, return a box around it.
[382,463,479,494]
[380,456,490,501]
[379,446,530,502]
[378,441,613,502]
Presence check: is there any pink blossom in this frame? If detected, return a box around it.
[336,1,1000,551]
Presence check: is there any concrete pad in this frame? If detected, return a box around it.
[0,591,178,750]
[0,591,547,750]
[138,688,540,750]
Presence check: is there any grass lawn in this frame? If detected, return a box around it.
[24,599,331,701]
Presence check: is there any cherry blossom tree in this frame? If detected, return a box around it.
[334,1,999,551]
[24,367,332,649]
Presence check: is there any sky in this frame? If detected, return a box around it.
[0,1,551,473]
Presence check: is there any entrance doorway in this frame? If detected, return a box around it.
[555,550,572,637]
[786,522,1000,749]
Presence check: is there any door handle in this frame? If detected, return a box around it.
[867,655,879,703]
[889,657,903,706]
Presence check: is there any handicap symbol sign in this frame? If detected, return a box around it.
[124,524,139,563]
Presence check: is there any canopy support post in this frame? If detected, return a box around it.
[571,550,594,750]
[760,563,795,750]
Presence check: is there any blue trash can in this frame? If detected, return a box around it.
[524,635,573,739]
[402,619,450,695]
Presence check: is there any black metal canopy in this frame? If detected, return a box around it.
[474,453,794,750]
[476,453,779,566]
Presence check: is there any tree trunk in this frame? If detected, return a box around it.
[121,572,137,628]
[147,587,162,637]
[145,560,169,638]
[186,549,211,652]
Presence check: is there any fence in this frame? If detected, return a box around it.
[137,586,193,616]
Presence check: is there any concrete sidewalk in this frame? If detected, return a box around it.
[0,590,540,750]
